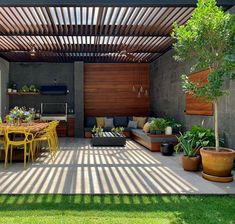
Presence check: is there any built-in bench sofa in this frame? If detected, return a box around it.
[84,116,178,152]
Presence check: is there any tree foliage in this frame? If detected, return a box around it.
[172,0,235,102]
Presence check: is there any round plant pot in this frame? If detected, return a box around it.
[155,130,162,135]
[200,147,235,182]
[160,143,174,156]
[182,155,200,171]
[165,126,172,135]
[8,88,12,92]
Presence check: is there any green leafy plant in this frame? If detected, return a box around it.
[164,117,182,129]
[92,126,103,137]
[20,85,30,92]
[7,81,15,89]
[172,0,235,151]
[176,125,224,153]
[175,133,201,157]
[150,118,168,132]
[20,84,39,92]
[111,127,124,134]
[29,84,39,92]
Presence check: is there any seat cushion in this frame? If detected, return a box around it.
[84,127,93,132]
[143,122,150,133]
[131,129,150,141]
[104,118,114,128]
[133,116,147,128]
[86,117,96,128]
[96,117,105,128]
[114,116,128,127]
[127,120,138,129]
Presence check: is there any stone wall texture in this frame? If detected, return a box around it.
[0,58,9,118]
[150,49,235,148]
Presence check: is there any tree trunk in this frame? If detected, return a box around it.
[214,100,219,151]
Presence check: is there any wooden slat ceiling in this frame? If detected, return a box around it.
[0,6,195,63]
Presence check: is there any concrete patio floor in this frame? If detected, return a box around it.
[0,138,234,194]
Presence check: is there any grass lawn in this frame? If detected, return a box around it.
[0,195,234,224]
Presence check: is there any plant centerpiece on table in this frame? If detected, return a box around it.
[111,127,124,135]
[7,106,33,125]
[172,0,235,181]
[175,133,201,171]
[92,126,104,137]
[149,118,168,134]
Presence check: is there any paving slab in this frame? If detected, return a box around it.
[0,138,234,194]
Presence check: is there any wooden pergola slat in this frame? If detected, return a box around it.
[0,4,232,63]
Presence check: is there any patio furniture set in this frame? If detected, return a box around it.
[85,116,178,151]
[0,121,59,168]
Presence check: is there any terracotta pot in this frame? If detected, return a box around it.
[200,147,235,177]
[182,155,200,171]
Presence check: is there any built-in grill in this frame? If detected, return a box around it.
[40,103,67,121]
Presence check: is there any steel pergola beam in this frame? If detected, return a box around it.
[0,0,233,7]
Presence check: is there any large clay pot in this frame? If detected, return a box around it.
[200,147,235,182]
[182,155,200,171]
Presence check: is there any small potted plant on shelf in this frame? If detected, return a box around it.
[175,133,201,171]
[29,84,39,92]
[92,126,103,137]
[20,85,30,93]
[172,0,235,182]
[7,81,15,93]
[149,118,168,134]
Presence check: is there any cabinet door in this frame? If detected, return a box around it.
[67,118,75,137]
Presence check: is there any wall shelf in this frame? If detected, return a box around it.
[7,92,40,96]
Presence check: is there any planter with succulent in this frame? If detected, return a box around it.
[149,118,168,135]
[175,133,201,171]
[92,126,104,137]
[172,0,235,182]
[111,127,124,136]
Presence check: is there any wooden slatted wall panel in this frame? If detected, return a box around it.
[84,63,149,116]
[186,69,213,116]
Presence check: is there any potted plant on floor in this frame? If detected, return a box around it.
[175,133,201,171]
[182,125,224,155]
[172,0,235,181]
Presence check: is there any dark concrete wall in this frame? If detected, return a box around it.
[0,58,9,118]
[74,61,84,137]
[9,62,74,111]
[150,49,235,148]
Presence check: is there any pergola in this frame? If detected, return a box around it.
[0,0,233,63]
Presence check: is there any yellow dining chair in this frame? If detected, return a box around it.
[33,121,59,160]
[4,127,34,168]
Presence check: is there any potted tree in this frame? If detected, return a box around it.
[172,0,235,182]
[175,133,201,171]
